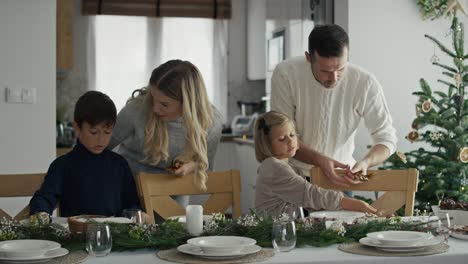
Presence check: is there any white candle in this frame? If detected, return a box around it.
[186,205,203,236]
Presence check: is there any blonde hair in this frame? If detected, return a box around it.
[254,111,295,162]
[132,60,214,190]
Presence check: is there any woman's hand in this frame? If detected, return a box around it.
[174,161,197,176]
[315,154,361,187]
[340,197,377,214]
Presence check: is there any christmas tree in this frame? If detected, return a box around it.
[381,11,467,210]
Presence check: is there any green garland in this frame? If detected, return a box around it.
[417,0,449,20]
[0,214,435,252]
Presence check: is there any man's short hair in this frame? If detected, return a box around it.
[308,24,349,58]
[74,91,117,127]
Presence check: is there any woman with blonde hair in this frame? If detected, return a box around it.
[109,60,223,206]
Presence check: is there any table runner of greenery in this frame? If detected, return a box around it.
[0,213,433,251]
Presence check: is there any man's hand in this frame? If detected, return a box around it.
[174,161,197,176]
[315,154,361,187]
[351,159,370,175]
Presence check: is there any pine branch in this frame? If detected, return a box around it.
[425,34,457,57]
[433,62,457,73]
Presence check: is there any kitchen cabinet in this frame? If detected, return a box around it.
[57,0,73,69]
[213,141,259,215]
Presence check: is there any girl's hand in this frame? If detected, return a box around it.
[174,161,197,176]
[340,197,377,214]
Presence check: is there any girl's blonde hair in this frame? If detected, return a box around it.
[254,111,296,162]
[131,60,214,190]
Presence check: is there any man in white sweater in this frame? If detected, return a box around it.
[271,24,397,187]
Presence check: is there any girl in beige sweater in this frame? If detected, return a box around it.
[254,111,377,217]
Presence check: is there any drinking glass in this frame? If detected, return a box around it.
[427,213,451,244]
[282,204,304,221]
[122,209,144,224]
[86,223,112,257]
[272,216,296,252]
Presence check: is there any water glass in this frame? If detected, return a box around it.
[86,223,112,257]
[428,213,451,244]
[122,209,144,224]
[282,204,304,221]
[272,219,296,252]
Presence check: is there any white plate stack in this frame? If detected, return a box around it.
[0,239,69,263]
[177,236,261,259]
[360,231,439,252]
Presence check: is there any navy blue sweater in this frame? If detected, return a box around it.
[29,142,141,217]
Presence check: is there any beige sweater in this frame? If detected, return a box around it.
[255,157,344,217]
[271,56,397,172]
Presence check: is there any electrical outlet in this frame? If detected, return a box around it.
[22,88,36,104]
[5,87,22,103]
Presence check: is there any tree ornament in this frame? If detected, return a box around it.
[430,43,440,63]
[412,120,420,129]
[460,147,468,163]
[443,0,468,16]
[453,94,464,107]
[396,151,408,164]
[449,131,456,138]
[415,104,422,116]
[422,99,432,112]
[407,130,420,143]
[430,131,443,140]
[454,73,462,86]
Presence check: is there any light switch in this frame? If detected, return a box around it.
[5,87,22,103]
[22,88,36,104]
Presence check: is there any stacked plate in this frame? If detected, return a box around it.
[0,239,69,263]
[360,231,439,252]
[177,236,261,259]
[309,211,365,223]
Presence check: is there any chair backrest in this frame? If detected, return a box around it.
[310,168,419,216]
[137,170,241,224]
[0,173,46,220]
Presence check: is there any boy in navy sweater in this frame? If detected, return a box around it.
[30,91,142,218]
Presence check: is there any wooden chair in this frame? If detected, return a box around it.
[137,170,241,224]
[0,173,46,220]
[310,168,419,216]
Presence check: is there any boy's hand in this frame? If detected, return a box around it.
[174,161,197,176]
[340,197,377,214]
[29,212,50,225]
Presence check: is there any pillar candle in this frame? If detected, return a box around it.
[186,205,203,236]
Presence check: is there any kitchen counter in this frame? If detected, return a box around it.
[221,134,254,146]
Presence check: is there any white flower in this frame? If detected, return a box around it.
[204,220,220,233]
[299,217,316,230]
[329,221,346,236]
[237,215,259,227]
[355,217,369,225]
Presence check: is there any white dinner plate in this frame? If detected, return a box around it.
[177,244,261,259]
[309,211,365,223]
[187,236,257,254]
[0,248,68,264]
[359,237,440,252]
[451,232,468,240]
[0,240,61,258]
[366,231,433,246]
[167,215,213,224]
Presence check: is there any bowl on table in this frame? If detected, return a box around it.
[67,215,107,233]
[0,239,61,258]
[187,236,256,254]
[366,231,433,246]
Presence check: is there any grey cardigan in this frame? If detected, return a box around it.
[108,99,224,176]
[255,157,344,217]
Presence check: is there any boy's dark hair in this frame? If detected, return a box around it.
[308,24,349,58]
[74,91,117,127]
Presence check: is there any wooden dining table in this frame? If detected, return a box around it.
[82,238,468,264]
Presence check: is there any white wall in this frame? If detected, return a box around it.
[336,0,468,162]
[0,0,56,214]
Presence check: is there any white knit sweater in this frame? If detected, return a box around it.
[271,56,397,172]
